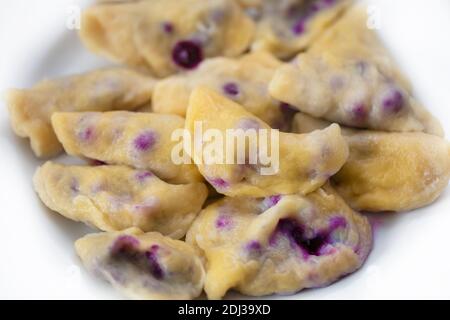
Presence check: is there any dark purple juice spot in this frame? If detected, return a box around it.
[263,195,282,209]
[246,240,261,251]
[223,82,239,96]
[135,170,153,182]
[329,216,347,230]
[209,177,229,190]
[78,126,94,141]
[215,215,232,229]
[110,235,140,256]
[144,245,164,280]
[133,131,157,152]
[161,22,174,34]
[352,103,368,121]
[273,217,347,258]
[279,102,298,115]
[321,0,336,7]
[292,19,306,35]
[382,89,404,114]
[172,40,203,69]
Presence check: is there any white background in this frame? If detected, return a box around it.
[0,0,449,299]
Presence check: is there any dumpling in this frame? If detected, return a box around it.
[292,113,450,212]
[269,6,443,136]
[80,0,255,77]
[34,162,208,238]
[7,68,154,157]
[241,0,352,58]
[52,111,202,184]
[76,228,205,299]
[153,52,289,129]
[185,87,348,197]
[186,184,372,299]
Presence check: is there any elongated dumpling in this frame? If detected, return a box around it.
[242,0,351,58]
[80,0,255,77]
[292,113,450,212]
[76,228,205,300]
[185,87,348,197]
[187,184,372,299]
[52,111,202,184]
[7,68,154,157]
[153,52,289,129]
[34,162,208,238]
[269,6,443,136]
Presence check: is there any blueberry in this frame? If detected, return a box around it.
[172,41,203,69]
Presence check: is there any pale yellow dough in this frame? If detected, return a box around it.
[76,228,205,300]
[293,113,450,212]
[243,0,352,58]
[185,87,349,197]
[153,52,288,129]
[52,111,202,184]
[187,185,372,299]
[80,0,255,77]
[7,68,154,157]
[34,162,208,238]
[269,6,443,136]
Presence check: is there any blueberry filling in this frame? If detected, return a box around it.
[262,195,282,209]
[111,235,140,256]
[352,103,368,121]
[223,82,239,96]
[215,215,232,229]
[161,22,174,34]
[382,89,404,113]
[110,238,165,280]
[290,0,338,35]
[273,216,346,257]
[133,131,157,152]
[78,126,94,141]
[144,245,164,280]
[209,177,229,189]
[172,41,203,69]
[135,170,153,182]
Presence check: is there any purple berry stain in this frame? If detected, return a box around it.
[133,131,157,152]
[223,82,239,96]
[209,177,229,190]
[382,89,404,113]
[144,245,164,280]
[172,40,203,69]
[215,215,233,229]
[245,240,262,252]
[161,21,174,34]
[78,126,94,141]
[263,195,282,209]
[136,170,153,182]
[111,235,140,256]
[352,103,368,121]
[272,216,347,258]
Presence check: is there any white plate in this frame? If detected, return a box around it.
[1,0,449,299]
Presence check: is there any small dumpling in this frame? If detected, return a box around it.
[80,0,255,77]
[269,6,443,136]
[7,68,154,157]
[292,113,450,212]
[34,162,208,238]
[242,0,351,58]
[185,87,348,197]
[52,111,202,184]
[153,52,290,129]
[186,184,372,299]
[76,228,205,300]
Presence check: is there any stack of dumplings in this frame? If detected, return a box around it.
[7,0,449,300]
